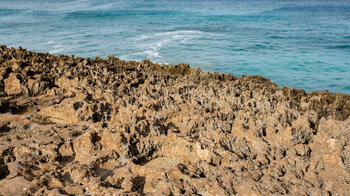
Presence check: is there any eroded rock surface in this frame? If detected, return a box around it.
[0,45,350,195]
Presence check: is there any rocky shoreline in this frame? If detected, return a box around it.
[0,45,350,195]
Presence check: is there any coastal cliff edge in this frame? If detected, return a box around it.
[1,46,350,195]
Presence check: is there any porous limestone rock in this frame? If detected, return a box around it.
[0,45,350,195]
[4,73,21,95]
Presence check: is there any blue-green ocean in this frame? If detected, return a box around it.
[1,0,350,93]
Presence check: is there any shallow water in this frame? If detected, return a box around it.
[1,0,349,93]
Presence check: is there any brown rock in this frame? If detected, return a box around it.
[4,73,21,95]
[58,142,74,157]
[0,45,350,195]
[0,176,31,195]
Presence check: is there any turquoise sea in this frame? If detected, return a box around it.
[1,0,350,93]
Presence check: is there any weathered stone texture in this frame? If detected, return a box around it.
[0,45,350,195]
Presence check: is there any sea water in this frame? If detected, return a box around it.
[1,0,349,93]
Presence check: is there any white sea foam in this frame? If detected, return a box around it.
[143,50,159,58]
[133,30,205,60]
[119,50,159,60]
[49,48,64,54]
[47,41,64,54]
[154,30,203,37]
[120,30,206,61]
[135,30,203,41]
[134,34,149,41]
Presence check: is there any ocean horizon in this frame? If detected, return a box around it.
[1,0,349,93]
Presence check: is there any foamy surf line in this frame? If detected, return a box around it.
[124,30,209,60]
[134,30,205,41]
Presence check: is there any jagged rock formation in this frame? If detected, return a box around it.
[0,45,350,195]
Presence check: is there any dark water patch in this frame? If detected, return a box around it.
[65,9,182,20]
[203,14,281,24]
[269,35,285,39]
[344,86,350,91]
[327,45,350,50]
[30,10,53,17]
[0,8,21,16]
[267,5,350,14]
[174,24,270,35]
[245,44,273,50]
[230,48,248,52]
[175,25,233,34]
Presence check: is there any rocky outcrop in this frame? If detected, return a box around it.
[0,45,350,195]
